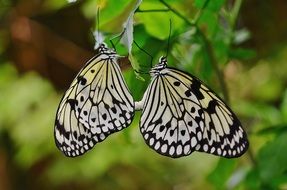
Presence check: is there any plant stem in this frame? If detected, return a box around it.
[159,0,229,103]
[136,8,170,13]
[199,31,230,103]
[193,0,210,24]
[230,0,243,30]
[159,0,196,26]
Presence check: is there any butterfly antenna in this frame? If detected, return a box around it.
[166,19,172,58]
[133,40,153,69]
[96,7,100,44]
[109,39,116,51]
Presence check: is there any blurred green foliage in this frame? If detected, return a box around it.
[0,0,287,189]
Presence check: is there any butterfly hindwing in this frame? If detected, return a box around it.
[140,57,248,158]
[55,44,135,157]
[166,68,248,158]
[54,84,103,157]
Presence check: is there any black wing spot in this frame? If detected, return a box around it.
[195,116,202,123]
[207,100,217,113]
[104,104,110,109]
[91,69,95,73]
[102,114,107,120]
[154,118,163,125]
[80,96,84,102]
[173,81,181,86]
[190,80,204,100]
[119,110,128,119]
[111,85,114,89]
[56,121,69,139]
[83,111,88,115]
[191,107,196,113]
[170,130,175,136]
[73,131,78,139]
[160,101,164,106]
[159,125,165,132]
[185,90,191,97]
[112,98,122,105]
[111,107,117,114]
[181,130,186,136]
[166,121,171,128]
[198,109,204,117]
[91,118,96,122]
[67,99,78,110]
[78,135,85,141]
[188,120,193,126]
[209,121,214,128]
[77,76,87,85]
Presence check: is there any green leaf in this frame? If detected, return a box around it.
[228,48,256,60]
[136,1,185,40]
[0,72,54,127]
[82,0,133,30]
[194,0,226,12]
[257,133,287,183]
[198,10,218,38]
[207,158,237,190]
[257,124,287,136]
[194,0,206,9]
[207,0,226,12]
[244,168,261,190]
[280,89,287,122]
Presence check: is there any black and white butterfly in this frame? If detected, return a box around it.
[54,44,248,159]
[54,43,135,157]
[139,56,249,158]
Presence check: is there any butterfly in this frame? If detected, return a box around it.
[54,43,135,157]
[139,56,249,158]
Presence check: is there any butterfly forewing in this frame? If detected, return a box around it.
[55,44,135,157]
[140,57,248,158]
[140,69,205,158]
[75,57,134,135]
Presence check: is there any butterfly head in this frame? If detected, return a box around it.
[98,43,117,57]
[150,56,167,76]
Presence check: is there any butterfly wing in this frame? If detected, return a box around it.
[55,84,99,157]
[167,68,248,158]
[140,69,205,158]
[55,52,135,157]
[140,67,248,158]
